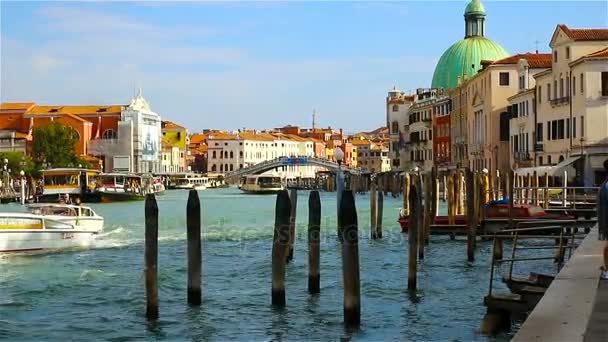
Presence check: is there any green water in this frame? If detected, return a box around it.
[0,188,531,340]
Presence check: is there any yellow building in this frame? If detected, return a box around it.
[161,120,188,173]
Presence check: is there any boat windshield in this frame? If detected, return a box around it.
[44,174,79,186]
[28,206,78,216]
[258,177,281,187]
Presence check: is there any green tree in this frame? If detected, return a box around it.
[32,121,85,169]
[0,151,39,177]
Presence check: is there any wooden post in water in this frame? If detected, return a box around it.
[532,171,538,206]
[144,194,159,320]
[465,169,476,262]
[186,190,202,305]
[403,173,410,217]
[272,190,291,307]
[408,175,422,291]
[287,188,297,262]
[508,170,514,230]
[421,172,431,258]
[339,190,360,328]
[370,179,378,239]
[376,192,384,239]
[308,191,321,294]
[447,172,455,226]
[492,237,503,260]
[544,172,550,209]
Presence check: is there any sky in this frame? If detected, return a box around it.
[1,1,607,133]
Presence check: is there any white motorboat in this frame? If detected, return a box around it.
[0,205,103,253]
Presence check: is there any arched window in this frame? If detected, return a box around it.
[229,164,234,171]
[230,151,234,159]
[102,129,117,139]
[224,151,228,158]
[391,121,399,134]
[392,105,399,112]
[559,155,565,163]
[70,128,80,141]
[224,164,228,171]
[212,151,216,159]
[220,164,223,172]
[211,164,217,172]
[239,164,243,169]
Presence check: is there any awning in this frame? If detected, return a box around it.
[514,156,580,177]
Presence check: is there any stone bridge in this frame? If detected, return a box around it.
[224,156,361,183]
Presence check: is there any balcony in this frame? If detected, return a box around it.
[534,143,544,152]
[514,151,532,161]
[550,96,570,107]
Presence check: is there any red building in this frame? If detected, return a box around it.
[432,97,452,169]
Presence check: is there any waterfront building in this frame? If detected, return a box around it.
[405,88,444,172]
[161,120,188,173]
[532,25,608,184]
[188,133,208,173]
[506,54,553,169]
[0,102,35,153]
[432,96,454,171]
[87,91,163,173]
[386,87,414,170]
[206,130,318,179]
[352,137,390,173]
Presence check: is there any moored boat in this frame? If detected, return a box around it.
[95,173,148,202]
[173,173,208,190]
[398,201,574,233]
[40,168,101,203]
[239,175,283,194]
[0,208,103,253]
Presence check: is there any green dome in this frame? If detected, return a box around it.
[465,0,486,16]
[431,37,509,90]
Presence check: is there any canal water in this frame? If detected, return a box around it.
[0,188,544,341]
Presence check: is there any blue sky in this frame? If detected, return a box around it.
[1,1,607,133]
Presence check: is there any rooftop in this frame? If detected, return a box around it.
[161,120,186,130]
[0,102,36,111]
[559,24,608,41]
[491,52,553,68]
[26,105,123,116]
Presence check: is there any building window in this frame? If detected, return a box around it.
[581,115,585,137]
[391,121,399,134]
[392,105,399,112]
[547,83,551,100]
[548,155,552,165]
[536,123,543,142]
[552,120,558,140]
[212,151,216,159]
[602,72,608,96]
[573,117,576,138]
[566,47,570,59]
[230,151,234,159]
[538,85,542,103]
[557,119,564,139]
[239,164,243,169]
[538,156,543,165]
[211,164,216,172]
[239,151,243,158]
[229,164,234,171]
[553,50,558,62]
[553,80,557,99]
[581,73,584,94]
[101,129,117,139]
[499,72,509,86]
[547,122,551,141]
[220,164,223,172]
[573,76,576,95]
[559,78,564,98]
[566,118,570,139]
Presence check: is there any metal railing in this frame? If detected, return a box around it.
[487,221,584,296]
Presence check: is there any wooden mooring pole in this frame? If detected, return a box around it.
[145,194,159,320]
[186,190,202,305]
[376,192,383,239]
[465,169,476,262]
[308,191,321,294]
[339,190,360,328]
[408,175,422,291]
[370,179,378,239]
[272,190,291,308]
[287,188,297,262]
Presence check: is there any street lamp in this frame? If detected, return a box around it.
[19,170,25,205]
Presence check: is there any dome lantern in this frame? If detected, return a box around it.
[464,0,486,38]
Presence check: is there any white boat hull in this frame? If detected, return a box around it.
[0,229,98,253]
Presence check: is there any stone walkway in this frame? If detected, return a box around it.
[584,278,608,341]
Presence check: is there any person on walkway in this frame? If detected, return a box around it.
[599,159,608,278]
